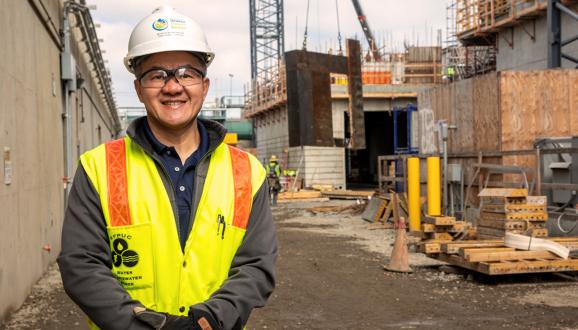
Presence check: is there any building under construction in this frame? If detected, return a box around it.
[0,0,120,320]
[245,42,443,189]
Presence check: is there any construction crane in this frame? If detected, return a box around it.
[350,0,381,61]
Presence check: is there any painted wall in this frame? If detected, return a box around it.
[0,0,118,322]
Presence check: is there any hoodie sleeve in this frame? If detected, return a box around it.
[57,165,151,330]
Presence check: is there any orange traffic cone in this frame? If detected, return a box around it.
[384,216,413,273]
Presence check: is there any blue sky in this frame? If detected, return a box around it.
[90,0,448,108]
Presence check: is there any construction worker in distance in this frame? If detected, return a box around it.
[265,155,281,205]
[57,6,277,330]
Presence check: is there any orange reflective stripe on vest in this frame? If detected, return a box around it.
[105,139,131,227]
[104,141,252,229]
[228,146,252,229]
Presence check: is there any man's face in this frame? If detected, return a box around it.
[134,51,210,132]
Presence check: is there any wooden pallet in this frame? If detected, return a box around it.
[421,237,578,275]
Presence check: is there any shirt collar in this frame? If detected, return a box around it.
[143,119,209,158]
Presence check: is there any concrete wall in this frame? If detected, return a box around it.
[497,4,578,71]
[0,0,117,322]
[287,146,346,189]
[254,108,289,163]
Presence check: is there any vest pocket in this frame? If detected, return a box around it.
[107,223,156,308]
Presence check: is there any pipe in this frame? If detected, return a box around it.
[61,1,121,197]
[443,138,448,214]
[62,5,73,197]
[407,157,421,232]
[427,156,441,216]
[63,1,120,135]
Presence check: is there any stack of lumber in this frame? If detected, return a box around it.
[420,237,578,275]
[421,215,474,242]
[477,188,548,240]
[321,190,374,200]
[278,190,322,201]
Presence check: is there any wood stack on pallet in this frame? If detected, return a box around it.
[477,188,548,240]
[420,238,578,275]
[421,215,474,242]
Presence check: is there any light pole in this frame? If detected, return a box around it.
[228,73,234,101]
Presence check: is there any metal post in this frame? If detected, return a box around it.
[547,0,562,68]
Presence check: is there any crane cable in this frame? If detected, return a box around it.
[302,0,310,51]
[335,0,343,55]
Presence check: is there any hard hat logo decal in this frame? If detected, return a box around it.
[152,18,168,31]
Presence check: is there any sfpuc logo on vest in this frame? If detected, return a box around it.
[112,237,140,267]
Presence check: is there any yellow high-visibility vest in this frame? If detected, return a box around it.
[80,137,266,328]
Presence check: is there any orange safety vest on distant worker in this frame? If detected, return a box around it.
[80,137,266,329]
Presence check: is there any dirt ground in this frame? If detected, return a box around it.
[3,199,578,329]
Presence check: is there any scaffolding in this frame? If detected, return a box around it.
[455,0,561,40]
[446,0,498,80]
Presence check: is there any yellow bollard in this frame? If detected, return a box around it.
[407,157,421,232]
[427,157,441,216]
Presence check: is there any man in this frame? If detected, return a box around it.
[265,155,281,205]
[58,6,277,330]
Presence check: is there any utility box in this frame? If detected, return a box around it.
[447,163,462,183]
[61,52,77,91]
[550,161,572,204]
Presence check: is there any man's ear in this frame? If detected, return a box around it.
[134,79,144,102]
[202,77,210,98]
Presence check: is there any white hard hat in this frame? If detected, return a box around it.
[124,6,215,73]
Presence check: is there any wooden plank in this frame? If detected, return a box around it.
[321,190,374,198]
[479,211,548,221]
[482,204,546,213]
[479,258,578,275]
[467,250,559,263]
[478,188,528,197]
[477,218,546,230]
[550,237,578,243]
[477,226,548,238]
[278,191,323,200]
[420,242,441,254]
[425,232,454,241]
[423,216,456,226]
[421,221,470,233]
[379,199,393,222]
[441,240,505,254]
[459,247,514,259]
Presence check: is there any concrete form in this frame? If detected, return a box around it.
[0,0,119,322]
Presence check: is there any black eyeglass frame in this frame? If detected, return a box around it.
[137,66,206,88]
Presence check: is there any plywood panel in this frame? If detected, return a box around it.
[502,70,577,175]
[453,78,474,153]
[473,72,500,152]
[566,70,578,123]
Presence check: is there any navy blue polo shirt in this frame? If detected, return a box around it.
[143,120,209,250]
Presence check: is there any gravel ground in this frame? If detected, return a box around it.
[3,199,578,330]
